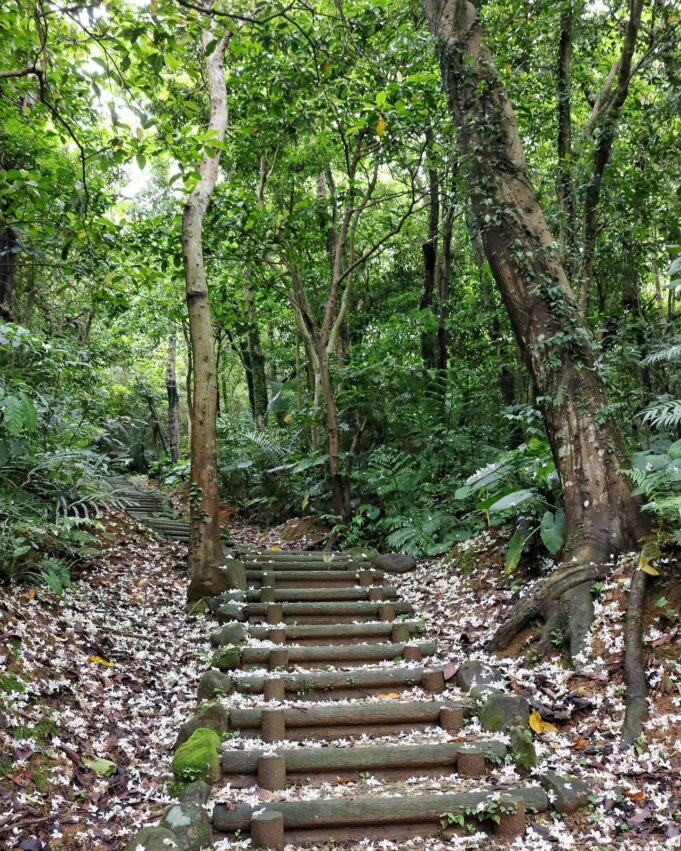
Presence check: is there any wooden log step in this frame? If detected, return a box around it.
[245,569,385,588]
[244,587,397,603]
[221,740,507,784]
[240,641,436,668]
[229,666,447,698]
[241,551,369,562]
[212,787,549,837]
[226,700,465,740]
[248,621,424,645]
[242,560,366,572]
[247,601,413,625]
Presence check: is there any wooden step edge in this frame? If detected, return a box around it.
[248,621,424,642]
[239,640,437,666]
[220,740,507,777]
[243,587,398,603]
[227,699,467,730]
[213,787,549,843]
[228,666,448,697]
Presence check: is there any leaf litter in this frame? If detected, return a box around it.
[1,517,679,849]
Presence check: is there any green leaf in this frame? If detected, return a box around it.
[539,509,565,554]
[504,529,525,574]
[668,439,681,460]
[82,756,117,776]
[488,489,534,513]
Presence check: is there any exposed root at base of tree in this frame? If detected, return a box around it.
[488,561,608,657]
[622,568,649,745]
[489,559,650,744]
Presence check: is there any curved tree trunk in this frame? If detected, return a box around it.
[182,8,228,600]
[425,0,649,700]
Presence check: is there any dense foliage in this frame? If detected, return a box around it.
[1,0,680,578]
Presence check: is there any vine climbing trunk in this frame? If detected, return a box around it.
[181,6,228,600]
[425,0,649,739]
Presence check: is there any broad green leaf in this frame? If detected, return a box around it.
[539,509,565,554]
[488,489,534,513]
[504,528,525,574]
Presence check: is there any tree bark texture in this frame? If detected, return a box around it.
[424,0,648,660]
[182,7,228,598]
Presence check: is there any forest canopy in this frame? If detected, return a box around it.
[1,0,680,575]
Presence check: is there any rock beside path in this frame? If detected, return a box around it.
[373,553,417,573]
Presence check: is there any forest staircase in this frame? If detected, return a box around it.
[199,549,553,848]
[106,474,233,544]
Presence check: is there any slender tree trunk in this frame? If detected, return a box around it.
[166,332,181,463]
[244,280,268,428]
[317,340,351,522]
[421,141,440,371]
[182,11,228,600]
[556,2,577,278]
[0,225,18,321]
[425,0,648,685]
[578,0,644,315]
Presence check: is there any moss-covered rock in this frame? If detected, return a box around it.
[455,660,504,692]
[175,704,230,749]
[510,724,537,771]
[223,559,247,591]
[540,772,590,813]
[479,694,530,732]
[124,827,180,850]
[196,670,233,700]
[211,644,242,671]
[210,622,249,647]
[171,728,221,785]
[215,602,247,623]
[160,800,212,851]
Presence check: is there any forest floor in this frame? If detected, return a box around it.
[0,509,679,850]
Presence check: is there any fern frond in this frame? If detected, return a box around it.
[642,339,681,365]
[640,400,681,430]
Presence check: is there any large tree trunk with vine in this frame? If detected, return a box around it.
[425,0,649,737]
[182,12,228,601]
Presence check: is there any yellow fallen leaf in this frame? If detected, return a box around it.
[270,546,281,551]
[377,692,401,700]
[529,708,557,735]
[88,655,115,667]
[638,553,659,575]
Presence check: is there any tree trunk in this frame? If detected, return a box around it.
[244,280,268,428]
[420,146,440,372]
[0,225,18,321]
[166,332,181,463]
[182,9,228,600]
[556,2,577,279]
[317,339,351,522]
[425,0,648,682]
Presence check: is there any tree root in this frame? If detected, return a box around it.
[622,568,648,745]
[488,561,609,653]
